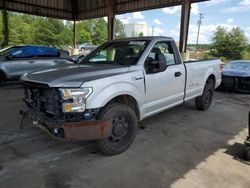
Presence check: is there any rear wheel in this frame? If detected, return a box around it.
[195,78,215,111]
[97,103,138,156]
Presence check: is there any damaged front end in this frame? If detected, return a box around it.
[222,75,250,92]
[21,82,112,141]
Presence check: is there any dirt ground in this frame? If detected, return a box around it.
[0,83,249,188]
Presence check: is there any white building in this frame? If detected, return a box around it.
[124,23,151,37]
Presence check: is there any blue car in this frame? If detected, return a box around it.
[221,60,250,92]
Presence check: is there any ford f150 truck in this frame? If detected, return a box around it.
[20,37,222,155]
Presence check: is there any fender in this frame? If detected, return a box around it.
[0,64,10,80]
[202,66,216,90]
[85,82,143,109]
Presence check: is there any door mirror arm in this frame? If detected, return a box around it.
[5,54,13,60]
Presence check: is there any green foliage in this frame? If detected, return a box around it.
[114,19,126,39]
[242,45,250,60]
[138,32,144,37]
[210,26,248,60]
[0,12,127,47]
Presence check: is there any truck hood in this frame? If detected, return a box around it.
[222,69,250,77]
[21,64,130,87]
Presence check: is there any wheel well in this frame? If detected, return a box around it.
[207,74,215,88]
[106,95,140,120]
[0,70,7,82]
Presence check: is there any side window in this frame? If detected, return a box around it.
[37,47,59,57]
[145,41,176,74]
[148,42,176,66]
[89,49,109,62]
[11,47,38,58]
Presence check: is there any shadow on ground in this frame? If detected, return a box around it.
[0,88,249,188]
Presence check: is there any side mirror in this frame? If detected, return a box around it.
[5,54,13,60]
[145,57,167,74]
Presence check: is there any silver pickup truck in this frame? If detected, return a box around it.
[21,37,222,155]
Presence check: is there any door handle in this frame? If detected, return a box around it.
[132,76,144,81]
[175,72,182,77]
[28,60,35,64]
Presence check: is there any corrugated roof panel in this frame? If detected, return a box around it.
[0,0,209,20]
[5,0,73,20]
[77,0,107,20]
[115,0,182,14]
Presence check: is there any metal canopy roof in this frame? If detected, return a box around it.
[0,0,208,21]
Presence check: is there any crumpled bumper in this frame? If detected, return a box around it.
[23,111,113,141]
[35,119,113,141]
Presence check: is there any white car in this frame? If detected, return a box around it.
[78,43,97,51]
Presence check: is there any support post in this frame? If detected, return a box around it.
[73,20,76,48]
[107,0,115,41]
[2,0,9,48]
[72,0,78,48]
[179,0,191,53]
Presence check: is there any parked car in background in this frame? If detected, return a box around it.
[0,45,73,84]
[78,43,97,51]
[71,54,85,63]
[221,60,250,92]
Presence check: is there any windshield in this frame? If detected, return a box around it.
[224,61,250,71]
[81,40,150,65]
[0,46,22,56]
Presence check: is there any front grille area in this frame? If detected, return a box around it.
[222,75,236,88]
[23,82,61,117]
[237,77,250,91]
[222,75,250,92]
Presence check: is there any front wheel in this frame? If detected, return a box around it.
[0,73,5,86]
[195,79,215,111]
[96,103,138,155]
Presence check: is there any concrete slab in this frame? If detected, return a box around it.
[0,84,249,188]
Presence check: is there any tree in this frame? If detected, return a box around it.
[0,13,110,48]
[114,19,126,39]
[91,18,108,45]
[138,32,144,37]
[210,26,248,59]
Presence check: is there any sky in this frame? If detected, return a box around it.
[115,0,250,44]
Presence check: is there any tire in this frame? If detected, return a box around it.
[96,103,138,156]
[244,147,250,161]
[0,72,5,85]
[195,78,215,111]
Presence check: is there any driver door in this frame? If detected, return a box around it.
[144,41,186,117]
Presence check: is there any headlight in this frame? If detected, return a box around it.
[59,88,92,113]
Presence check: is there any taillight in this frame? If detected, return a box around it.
[220,64,224,73]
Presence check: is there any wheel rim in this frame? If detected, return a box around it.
[104,115,132,147]
[204,89,212,105]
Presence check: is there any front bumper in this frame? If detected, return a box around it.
[25,111,113,141]
[221,75,250,92]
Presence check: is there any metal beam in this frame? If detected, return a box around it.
[107,0,116,41]
[179,0,191,53]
